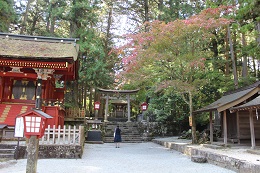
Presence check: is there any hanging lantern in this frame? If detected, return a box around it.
[94,101,101,110]
[141,102,148,111]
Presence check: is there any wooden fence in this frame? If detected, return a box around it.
[40,125,85,145]
[65,108,85,118]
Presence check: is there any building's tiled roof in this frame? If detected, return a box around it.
[194,81,260,113]
[0,33,79,61]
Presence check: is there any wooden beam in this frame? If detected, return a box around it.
[0,72,37,79]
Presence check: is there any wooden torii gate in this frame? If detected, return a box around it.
[97,88,139,122]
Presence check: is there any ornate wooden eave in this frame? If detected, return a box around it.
[0,59,70,70]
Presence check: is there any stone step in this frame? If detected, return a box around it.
[0,144,16,160]
[103,122,144,143]
[0,149,15,154]
[104,134,141,137]
[0,144,16,149]
[104,137,143,143]
[0,153,15,159]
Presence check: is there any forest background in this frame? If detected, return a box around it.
[0,0,259,136]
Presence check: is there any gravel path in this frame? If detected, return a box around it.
[0,142,235,173]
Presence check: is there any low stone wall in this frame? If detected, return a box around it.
[15,144,83,159]
[153,139,260,173]
[38,145,83,159]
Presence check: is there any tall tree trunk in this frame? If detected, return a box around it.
[30,16,38,35]
[212,31,218,57]
[233,29,238,78]
[79,83,83,108]
[252,56,257,79]
[89,87,93,116]
[30,0,40,35]
[73,81,79,107]
[83,83,87,110]
[189,91,197,144]
[257,22,260,46]
[20,0,34,34]
[70,0,81,37]
[144,0,148,22]
[225,28,230,75]
[46,0,52,32]
[158,0,163,20]
[241,33,248,77]
[105,2,113,57]
[50,17,56,34]
[227,26,238,89]
[255,21,260,80]
[144,0,149,31]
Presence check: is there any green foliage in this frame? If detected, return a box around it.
[2,0,259,134]
[0,0,16,32]
[159,0,205,22]
[118,5,258,135]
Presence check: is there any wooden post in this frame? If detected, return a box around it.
[95,110,98,120]
[79,125,85,146]
[189,91,196,144]
[249,110,256,149]
[209,112,213,143]
[73,125,76,144]
[236,111,240,144]
[127,94,131,122]
[104,94,109,122]
[223,110,227,146]
[26,136,39,173]
[35,79,42,110]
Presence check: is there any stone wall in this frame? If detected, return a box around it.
[153,139,260,173]
[16,144,83,159]
[38,145,83,159]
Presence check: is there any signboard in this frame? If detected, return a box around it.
[189,116,192,127]
[14,117,24,138]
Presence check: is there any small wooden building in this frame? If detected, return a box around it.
[0,33,79,137]
[230,95,260,148]
[194,81,260,146]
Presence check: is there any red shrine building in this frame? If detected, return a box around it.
[0,33,79,138]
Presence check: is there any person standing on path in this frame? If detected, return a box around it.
[114,125,122,148]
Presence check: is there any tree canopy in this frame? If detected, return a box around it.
[1,0,259,135]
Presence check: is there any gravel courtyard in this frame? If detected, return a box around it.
[0,142,235,173]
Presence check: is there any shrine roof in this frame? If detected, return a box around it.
[194,81,260,114]
[97,88,140,94]
[230,96,260,113]
[0,32,79,61]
